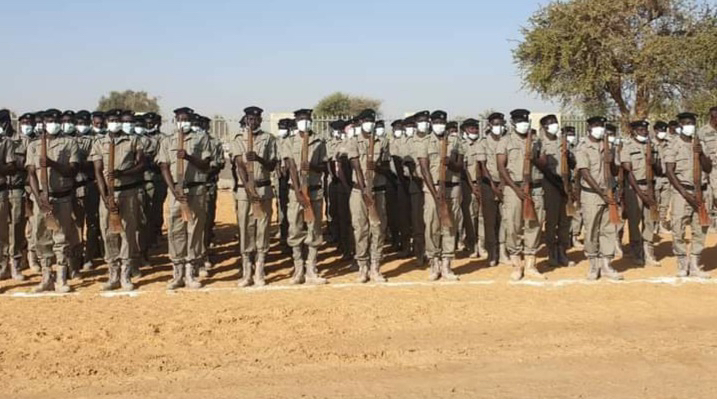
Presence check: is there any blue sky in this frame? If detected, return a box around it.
[1,0,556,120]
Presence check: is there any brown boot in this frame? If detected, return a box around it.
[586,257,600,281]
[54,265,72,293]
[305,247,326,285]
[440,258,459,282]
[370,258,387,283]
[102,261,121,291]
[32,265,54,293]
[356,260,369,283]
[524,255,545,280]
[600,257,623,281]
[676,256,689,278]
[28,251,41,273]
[167,263,185,290]
[237,257,253,287]
[643,242,660,267]
[428,257,441,281]
[510,255,524,281]
[10,258,26,281]
[120,263,135,291]
[184,262,202,289]
[254,253,266,287]
[689,255,710,279]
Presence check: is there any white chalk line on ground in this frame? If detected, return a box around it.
[2,277,715,299]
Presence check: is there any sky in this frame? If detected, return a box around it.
[1,0,556,120]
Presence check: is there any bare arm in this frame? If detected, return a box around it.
[419,157,438,200]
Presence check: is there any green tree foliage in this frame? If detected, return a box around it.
[514,0,717,128]
[314,92,382,117]
[96,90,161,113]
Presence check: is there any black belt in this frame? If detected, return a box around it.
[635,179,655,185]
[481,177,501,186]
[235,180,271,189]
[42,189,73,199]
[184,182,206,189]
[434,182,460,188]
[114,181,143,192]
[289,184,321,192]
[682,184,708,191]
[350,183,387,192]
[580,185,606,194]
[74,180,90,188]
[513,181,543,189]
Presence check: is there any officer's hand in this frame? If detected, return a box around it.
[363,191,375,208]
[472,187,482,201]
[39,198,52,214]
[299,193,311,209]
[695,143,703,155]
[603,193,616,206]
[39,157,49,168]
[245,151,258,162]
[684,193,699,210]
[177,149,187,160]
[175,191,187,203]
[301,161,310,172]
[515,184,527,201]
[367,160,376,171]
[641,191,657,207]
[606,152,614,164]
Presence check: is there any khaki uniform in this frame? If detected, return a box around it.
[405,135,426,259]
[69,134,94,273]
[570,139,585,243]
[476,135,507,264]
[542,136,571,255]
[331,138,354,258]
[282,132,327,284]
[698,124,717,221]
[139,134,161,258]
[655,138,672,228]
[0,138,14,270]
[461,137,484,257]
[7,135,30,265]
[157,132,212,271]
[276,139,290,250]
[205,135,225,251]
[346,134,390,270]
[150,133,168,241]
[326,136,343,246]
[89,135,143,279]
[26,136,80,289]
[496,132,545,257]
[391,136,412,255]
[621,138,658,263]
[415,134,464,260]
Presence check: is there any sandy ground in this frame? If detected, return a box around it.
[1,190,717,398]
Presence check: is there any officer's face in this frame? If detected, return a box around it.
[61,115,75,124]
[135,119,147,128]
[121,115,133,123]
[710,111,717,125]
[146,120,158,130]
[106,116,120,124]
[176,113,190,123]
[635,127,648,138]
[245,115,261,131]
[465,126,478,135]
[92,117,105,128]
[489,119,504,127]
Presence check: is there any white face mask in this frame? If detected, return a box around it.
[346,128,356,139]
[134,126,147,135]
[515,122,530,135]
[607,136,616,144]
[547,123,560,135]
[393,129,404,138]
[146,126,158,133]
[405,127,416,137]
[290,129,298,136]
[375,127,385,137]
[491,125,504,136]
[566,135,576,145]
[590,127,606,140]
[278,129,289,138]
[93,126,106,134]
[46,122,61,135]
[122,122,134,134]
[331,129,341,138]
[177,121,192,133]
[361,121,375,133]
[467,133,479,141]
[635,135,648,143]
[107,122,122,133]
[20,124,34,136]
[297,119,312,132]
[76,124,90,134]
[190,126,201,133]
[417,121,430,133]
[432,123,446,136]
[62,123,76,134]
[682,125,696,137]
[657,131,668,140]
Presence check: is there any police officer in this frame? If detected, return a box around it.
[328,119,354,260]
[90,109,145,291]
[0,110,17,281]
[231,106,277,287]
[653,121,672,233]
[390,119,412,259]
[275,118,292,255]
[460,118,484,259]
[565,126,584,250]
[26,108,80,292]
[203,115,224,274]
[575,116,623,280]
[416,110,463,281]
[665,112,712,278]
[698,107,717,229]
[157,107,213,290]
[405,113,428,264]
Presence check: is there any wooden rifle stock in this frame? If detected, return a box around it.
[176,128,192,222]
[561,134,576,217]
[438,136,454,229]
[522,129,537,222]
[694,137,711,227]
[107,136,123,234]
[40,133,59,231]
[245,125,265,218]
[604,135,622,225]
[300,132,315,223]
[365,132,380,223]
[645,138,659,222]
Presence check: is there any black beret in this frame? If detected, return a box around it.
[413,110,430,119]
[91,111,105,119]
[510,109,530,120]
[391,120,403,128]
[189,113,202,122]
[120,110,134,118]
[287,119,297,128]
[430,110,447,120]
[677,112,697,120]
[564,126,576,133]
[244,106,263,116]
[278,119,291,129]
[294,109,313,118]
[44,109,62,119]
[173,107,194,115]
[104,109,123,118]
[488,112,505,121]
[133,114,146,123]
[587,116,607,125]
[630,120,649,129]
[330,120,347,130]
[75,110,91,121]
[201,116,211,124]
[403,116,416,125]
[668,120,679,127]
[357,109,377,121]
[461,118,480,128]
[61,110,75,118]
[376,120,386,128]
[446,121,458,130]
[539,114,557,125]
[654,121,668,130]
[143,112,160,121]
[0,109,10,121]
[606,124,617,133]
[19,112,35,121]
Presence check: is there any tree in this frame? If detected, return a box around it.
[96,90,161,113]
[514,0,717,129]
[314,92,382,117]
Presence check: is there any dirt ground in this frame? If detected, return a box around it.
[1,190,717,398]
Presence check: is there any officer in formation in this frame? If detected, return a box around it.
[4,107,717,293]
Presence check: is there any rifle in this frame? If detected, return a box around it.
[365,132,380,223]
[522,129,537,222]
[604,134,622,225]
[645,137,659,222]
[438,135,454,229]
[176,128,192,222]
[300,132,315,223]
[694,136,711,227]
[617,140,626,218]
[40,133,59,231]
[561,133,576,217]
[244,125,265,218]
[107,136,123,234]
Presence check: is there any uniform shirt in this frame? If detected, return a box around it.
[8,134,30,189]
[0,137,15,187]
[495,132,544,184]
[229,130,277,200]
[281,132,327,200]
[575,138,610,191]
[656,139,671,177]
[663,136,708,187]
[25,136,79,200]
[345,134,390,189]
[698,124,717,180]
[157,131,212,189]
[620,138,657,183]
[476,135,503,183]
[463,137,482,182]
[208,135,226,181]
[541,136,565,178]
[140,134,161,183]
[89,134,144,198]
[73,134,95,196]
[414,133,464,197]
